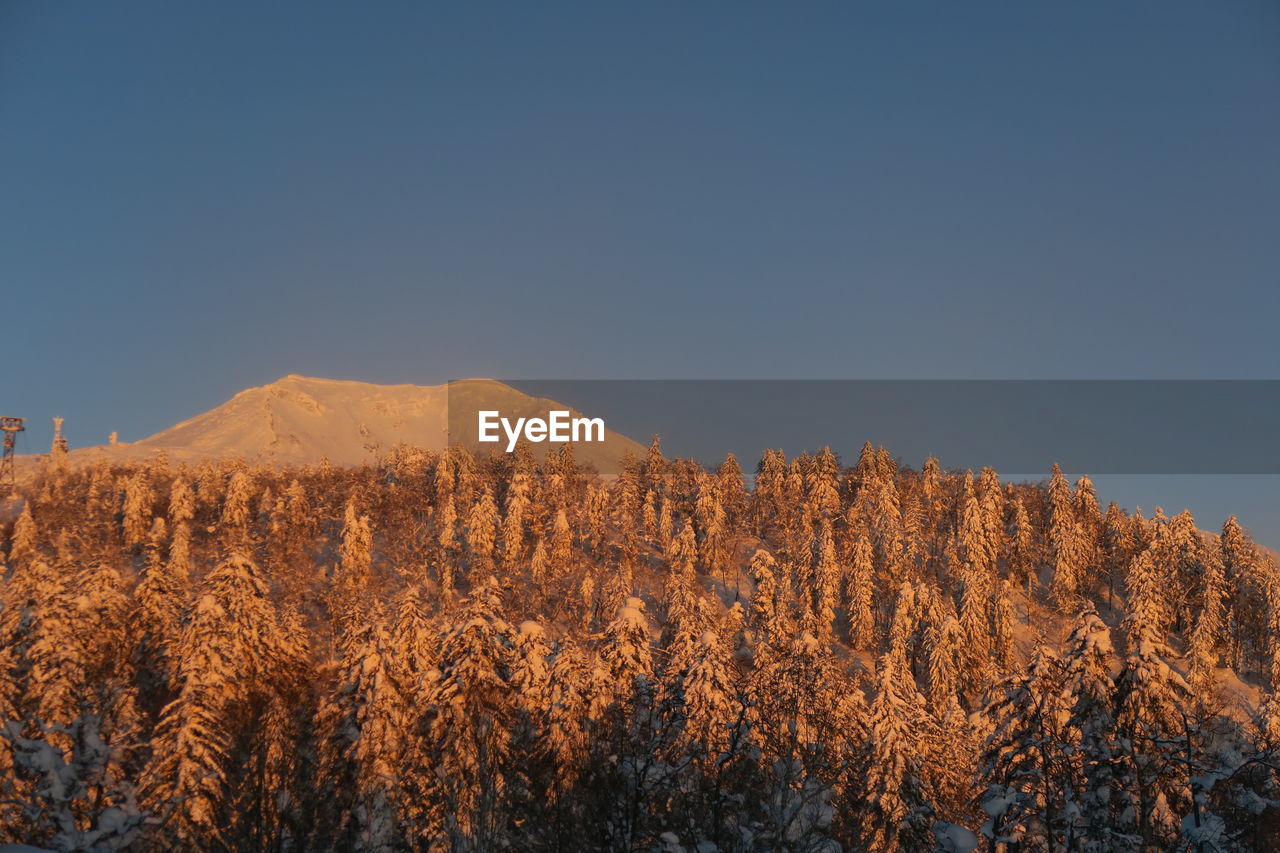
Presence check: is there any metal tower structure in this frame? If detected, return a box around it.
[1,416,24,490]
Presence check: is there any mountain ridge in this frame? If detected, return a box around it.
[20,375,644,471]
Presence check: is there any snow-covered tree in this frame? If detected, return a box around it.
[1059,609,1119,849]
[750,631,860,850]
[846,533,876,649]
[810,519,840,638]
[548,507,573,579]
[1113,609,1193,848]
[1008,497,1038,598]
[220,470,255,548]
[466,487,500,572]
[143,552,292,847]
[8,503,39,569]
[135,518,188,707]
[1048,463,1086,610]
[168,476,195,525]
[121,472,155,549]
[1189,544,1228,693]
[979,643,1070,849]
[318,612,407,851]
[425,577,515,850]
[856,644,934,852]
[1,713,146,851]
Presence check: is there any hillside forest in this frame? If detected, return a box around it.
[2,440,1280,851]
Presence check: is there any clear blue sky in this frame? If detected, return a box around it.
[4,3,1279,537]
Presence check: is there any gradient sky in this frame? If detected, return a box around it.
[4,3,1279,536]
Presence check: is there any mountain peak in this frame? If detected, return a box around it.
[27,377,641,470]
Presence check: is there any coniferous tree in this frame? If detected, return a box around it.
[1073,474,1103,589]
[135,517,187,708]
[143,552,293,847]
[1059,609,1119,850]
[811,518,840,639]
[1047,463,1085,610]
[336,496,371,584]
[549,507,574,580]
[9,503,39,570]
[956,474,995,667]
[121,471,155,550]
[979,643,1070,849]
[1114,608,1193,848]
[747,548,788,644]
[220,470,255,549]
[1100,500,1136,611]
[435,493,459,596]
[925,614,963,715]
[857,644,934,852]
[318,611,406,851]
[168,476,195,526]
[1008,497,1038,598]
[426,577,516,850]
[1220,516,1267,676]
[1189,544,1228,693]
[846,534,876,649]
[467,487,500,574]
[751,630,859,850]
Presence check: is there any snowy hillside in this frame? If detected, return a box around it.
[22,375,644,470]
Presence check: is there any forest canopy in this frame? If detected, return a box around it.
[2,440,1279,851]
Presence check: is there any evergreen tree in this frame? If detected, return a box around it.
[750,631,859,850]
[856,644,934,852]
[1008,498,1038,597]
[1189,544,1227,693]
[1100,501,1136,610]
[466,487,500,573]
[168,476,195,525]
[601,597,655,697]
[1073,475,1103,589]
[956,474,995,667]
[426,577,516,850]
[664,519,699,622]
[435,494,459,595]
[122,472,155,549]
[318,613,406,851]
[500,473,530,571]
[747,548,788,643]
[924,615,963,714]
[549,507,573,579]
[979,644,1070,849]
[8,503,38,570]
[1220,516,1267,676]
[143,553,293,846]
[1114,610,1193,848]
[339,496,374,584]
[811,518,840,639]
[1059,609,1119,849]
[1048,463,1085,609]
[135,518,188,706]
[221,470,255,548]
[1127,542,1173,636]
[715,452,748,531]
[991,579,1017,674]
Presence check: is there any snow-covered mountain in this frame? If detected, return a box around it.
[28,375,644,470]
